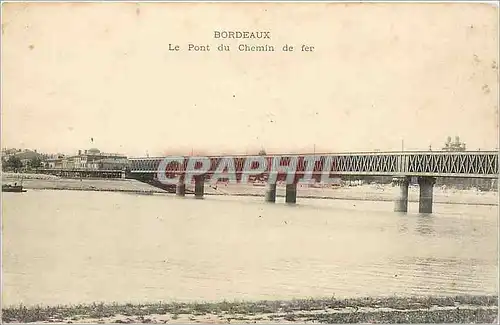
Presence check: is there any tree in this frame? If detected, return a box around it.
[6,156,23,170]
[30,157,42,169]
[258,149,267,156]
[1,157,7,171]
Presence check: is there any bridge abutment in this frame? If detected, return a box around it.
[285,183,297,204]
[194,176,204,199]
[393,176,410,212]
[418,176,436,214]
[265,183,277,203]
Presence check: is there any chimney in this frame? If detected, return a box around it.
[85,150,87,154]
[78,150,82,155]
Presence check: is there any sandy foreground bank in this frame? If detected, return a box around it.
[2,296,498,324]
[2,173,498,205]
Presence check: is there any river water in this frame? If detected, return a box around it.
[2,190,498,307]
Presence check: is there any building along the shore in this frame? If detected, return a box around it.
[60,148,128,170]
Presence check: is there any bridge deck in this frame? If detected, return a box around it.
[127,151,499,179]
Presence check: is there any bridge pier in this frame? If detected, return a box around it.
[418,176,436,214]
[393,176,410,212]
[176,182,186,197]
[265,183,277,203]
[285,183,297,204]
[194,176,204,199]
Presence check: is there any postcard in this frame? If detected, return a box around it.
[1,2,498,323]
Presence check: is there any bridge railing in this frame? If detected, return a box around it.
[127,151,499,178]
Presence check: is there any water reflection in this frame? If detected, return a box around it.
[416,215,435,236]
[396,214,409,234]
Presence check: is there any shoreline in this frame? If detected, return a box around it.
[5,185,500,206]
[3,174,498,206]
[2,295,498,324]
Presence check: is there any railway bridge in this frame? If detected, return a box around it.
[127,151,498,213]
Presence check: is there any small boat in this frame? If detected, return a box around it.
[2,183,27,193]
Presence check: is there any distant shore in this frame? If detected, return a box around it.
[2,172,498,206]
[2,295,498,324]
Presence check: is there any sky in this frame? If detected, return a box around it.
[1,2,498,157]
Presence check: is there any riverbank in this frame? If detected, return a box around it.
[2,174,159,194]
[2,173,498,206]
[2,295,497,323]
